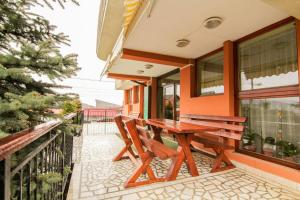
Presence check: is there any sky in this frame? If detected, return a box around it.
[32,0,123,106]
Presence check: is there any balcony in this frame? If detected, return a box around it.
[1,109,299,200]
[66,111,300,200]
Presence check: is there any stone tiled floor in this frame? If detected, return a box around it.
[67,124,300,200]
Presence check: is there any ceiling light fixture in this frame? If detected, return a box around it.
[144,64,154,69]
[203,17,223,29]
[176,39,190,47]
[137,70,144,74]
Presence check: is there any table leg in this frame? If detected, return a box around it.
[150,125,163,143]
[175,134,199,177]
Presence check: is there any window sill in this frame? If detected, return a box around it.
[236,148,300,170]
[191,93,224,98]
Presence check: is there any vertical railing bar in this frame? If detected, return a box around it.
[105,109,107,135]
[27,161,32,199]
[53,137,57,198]
[0,156,11,200]
[44,143,50,199]
[19,168,23,200]
[41,150,44,174]
[49,140,52,173]
[45,144,48,174]
[50,140,53,200]
[61,132,65,200]
[34,156,38,200]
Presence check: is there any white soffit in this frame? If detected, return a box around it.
[261,0,300,20]
[124,0,289,58]
[115,80,138,90]
[108,58,178,77]
[96,0,124,60]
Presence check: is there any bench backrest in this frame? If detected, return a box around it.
[125,118,150,155]
[180,114,246,140]
[114,113,141,141]
[129,112,141,119]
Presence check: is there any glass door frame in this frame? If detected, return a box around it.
[157,69,180,121]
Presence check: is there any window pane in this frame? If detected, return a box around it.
[240,97,300,164]
[163,85,174,120]
[128,89,132,104]
[136,87,139,103]
[238,23,298,91]
[197,51,224,96]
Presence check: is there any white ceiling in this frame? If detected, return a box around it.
[124,0,289,58]
[109,58,177,77]
[262,0,300,20]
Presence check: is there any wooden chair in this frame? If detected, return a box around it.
[112,114,140,163]
[180,114,246,173]
[124,118,185,188]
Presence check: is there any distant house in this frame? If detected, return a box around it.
[81,103,95,109]
[95,99,121,109]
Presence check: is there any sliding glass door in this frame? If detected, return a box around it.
[157,70,180,120]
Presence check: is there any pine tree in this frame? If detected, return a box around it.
[0,0,80,135]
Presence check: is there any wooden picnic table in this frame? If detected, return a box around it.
[146,118,219,177]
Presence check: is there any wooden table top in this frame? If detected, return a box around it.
[146,119,218,134]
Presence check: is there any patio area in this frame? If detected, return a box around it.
[67,123,300,200]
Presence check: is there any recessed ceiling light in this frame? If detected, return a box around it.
[203,17,223,29]
[176,39,190,47]
[144,64,154,69]
[137,70,144,74]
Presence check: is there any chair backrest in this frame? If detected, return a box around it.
[114,115,130,141]
[180,114,246,140]
[129,112,141,119]
[125,118,150,155]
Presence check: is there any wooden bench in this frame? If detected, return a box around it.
[180,114,246,173]
[112,113,141,163]
[124,118,185,188]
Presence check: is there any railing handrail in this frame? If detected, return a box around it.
[0,113,77,161]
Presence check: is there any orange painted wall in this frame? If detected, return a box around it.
[180,41,300,183]
[123,86,144,117]
[180,41,234,116]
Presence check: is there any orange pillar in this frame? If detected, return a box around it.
[150,77,157,118]
[223,40,235,116]
[124,90,129,105]
[296,19,300,94]
[139,85,144,118]
[133,86,139,104]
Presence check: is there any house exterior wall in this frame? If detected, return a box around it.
[180,32,300,184]
[119,18,300,184]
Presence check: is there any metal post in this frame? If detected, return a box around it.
[0,156,11,200]
[104,109,107,135]
[61,132,65,200]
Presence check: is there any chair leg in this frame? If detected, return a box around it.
[211,148,235,173]
[124,155,155,188]
[113,146,127,161]
[165,147,185,181]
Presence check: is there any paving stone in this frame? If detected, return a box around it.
[66,124,300,200]
[121,193,139,200]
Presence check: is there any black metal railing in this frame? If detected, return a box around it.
[83,108,122,135]
[0,112,82,200]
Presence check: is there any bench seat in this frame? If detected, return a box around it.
[181,114,246,173]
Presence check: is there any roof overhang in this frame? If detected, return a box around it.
[98,0,294,83]
[107,73,151,81]
[96,0,124,60]
[115,80,139,90]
